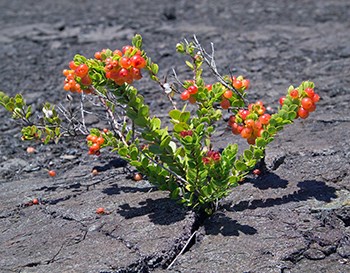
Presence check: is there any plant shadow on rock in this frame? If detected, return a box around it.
[102,183,156,196]
[204,212,258,236]
[117,198,187,225]
[247,171,289,190]
[227,174,337,212]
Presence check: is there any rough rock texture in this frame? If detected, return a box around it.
[0,0,349,272]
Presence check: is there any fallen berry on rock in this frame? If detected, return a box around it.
[48,170,56,177]
[26,146,36,153]
[133,173,143,181]
[253,169,261,176]
[32,198,39,205]
[96,207,105,214]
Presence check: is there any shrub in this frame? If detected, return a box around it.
[0,34,319,215]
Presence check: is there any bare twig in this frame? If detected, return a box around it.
[192,35,248,105]
[99,96,128,146]
[167,231,197,269]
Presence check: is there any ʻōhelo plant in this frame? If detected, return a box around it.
[0,34,320,215]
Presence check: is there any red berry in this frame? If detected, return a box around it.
[130,55,146,69]
[238,109,250,120]
[69,61,78,70]
[253,169,261,175]
[26,146,36,153]
[231,123,244,135]
[220,99,230,109]
[188,96,197,104]
[180,90,190,100]
[133,173,143,181]
[279,96,286,106]
[228,115,236,126]
[90,143,100,152]
[245,119,255,128]
[96,207,105,214]
[130,67,142,80]
[232,79,243,89]
[242,79,250,89]
[80,75,92,86]
[94,52,102,60]
[240,127,253,139]
[259,114,271,125]
[113,49,123,57]
[96,137,104,145]
[312,93,320,103]
[297,107,309,119]
[290,89,299,99]
[187,85,198,95]
[48,170,56,177]
[122,45,133,54]
[118,68,130,78]
[32,198,39,205]
[103,128,109,133]
[205,84,212,91]
[247,136,256,145]
[305,88,315,98]
[223,90,233,99]
[119,57,131,69]
[75,64,89,78]
[301,97,314,111]
[308,102,316,113]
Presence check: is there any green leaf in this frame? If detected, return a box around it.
[174,123,187,132]
[150,117,161,130]
[185,60,194,70]
[170,187,181,199]
[118,148,128,157]
[160,135,171,150]
[256,138,267,148]
[169,109,181,121]
[149,144,162,154]
[151,63,159,74]
[176,43,185,53]
[179,111,191,123]
[129,160,142,167]
[235,160,247,171]
[195,123,204,134]
[288,111,297,120]
[139,105,149,117]
[253,148,264,159]
[132,34,143,49]
[243,149,253,161]
[169,141,176,153]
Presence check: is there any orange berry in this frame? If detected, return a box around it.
[96,137,105,145]
[253,169,261,175]
[96,207,105,214]
[26,146,36,153]
[220,99,230,109]
[133,173,143,181]
[48,170,56,177]
[32,198,39,205]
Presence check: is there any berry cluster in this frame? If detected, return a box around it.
[96,46,146,86]
[63,63,92,94]
[86,131,106,155]
[229,101,270,145]
[220,76,250,109]
[202,150,221,165]
[280,87,320,119]
[180,82,213,104]
[179,130,193,137]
